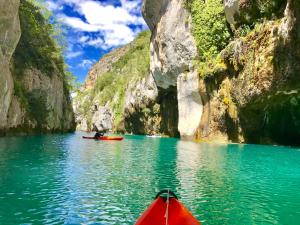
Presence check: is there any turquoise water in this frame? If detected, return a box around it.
[0,132,300,225]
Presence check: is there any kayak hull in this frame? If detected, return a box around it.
[82,136,124,141]
[135,197,200,225]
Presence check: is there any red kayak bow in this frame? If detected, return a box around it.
[82,136,124,141]
[135,190,201,225]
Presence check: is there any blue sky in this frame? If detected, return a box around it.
[46,0,148,83]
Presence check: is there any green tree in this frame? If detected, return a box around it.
[188,0,232,61]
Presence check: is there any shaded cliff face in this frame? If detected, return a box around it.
[195,0,300,146]
[0,0,75,135]
[142,0,201,138]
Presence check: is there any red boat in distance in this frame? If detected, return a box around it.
[82,136,124,141]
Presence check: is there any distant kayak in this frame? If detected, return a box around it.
[82,136,124,141]
[146,135,162,138]
[135,190,201,225]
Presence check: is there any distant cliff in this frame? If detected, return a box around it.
[73,31,178,136]
[0,0,75,135]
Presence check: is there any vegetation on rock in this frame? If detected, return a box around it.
[75,31,151,130]
[187,0,232,61]
[234,0,287,27]
[13,0,66,76]
[186,0,232,77]
[3,0,76,133]
[12,0,75,119]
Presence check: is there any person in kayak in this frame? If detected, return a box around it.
[94,131,104,139]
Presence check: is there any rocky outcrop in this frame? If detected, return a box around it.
[0,0,21,132]
[73,30,181,137]
[224,0,239,26]
[0,0,75,135]
[142,0,201,138]
[177,71,202,137]
[9,68,75,132]
[91,106,113,131]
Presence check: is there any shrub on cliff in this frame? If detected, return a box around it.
[235,0,287,26]
[14,0,66,76]
[186,0,232,61]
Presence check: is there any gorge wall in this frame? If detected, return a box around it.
[143,0,202,139]
[142,0,300,145]
[73,31,179,136]
[0,0,75,135]
[73,32,160,135]
[73,0,300,146]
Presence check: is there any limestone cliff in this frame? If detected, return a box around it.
[74,32,151,133]
[74,0,300,145]
[143,0,300,145]
[73,31,179,136]
[0,0,75,135]
[0,0,21,133]
[143,0,201,139]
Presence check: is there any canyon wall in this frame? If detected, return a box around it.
[142,0,300,145]
[0,0,75,135]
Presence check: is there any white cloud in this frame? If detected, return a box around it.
[66,51,84,59]
[120,0,143,14]
[79,35,89,43]
[61,16,101,32]
[57,0,147,49]
[79,59,96,68]
[81,1,142,26]
[46,0,64,11]
[87,38,104,48]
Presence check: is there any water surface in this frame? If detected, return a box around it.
[0,132,299,224]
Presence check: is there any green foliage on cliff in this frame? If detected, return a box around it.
[76,31,151,129]
[12,0,75,118]
[235,0,287,26]
[14,0,65,76]
[185,0,232,78]
[186,0,232,61]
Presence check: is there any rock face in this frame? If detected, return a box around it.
[0,0,21,132]
[0,0,75,135]
[124,74,161,135]
[73,30,180,137]
[84,45,131,89]
[73,31,164,134]
[142,0,201,138]
[194,0,300,145]
[177,71,202,137]
[91,106,112,131]
[224,0,239,26]
[224,0,287,28]
[142,0,300,145]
